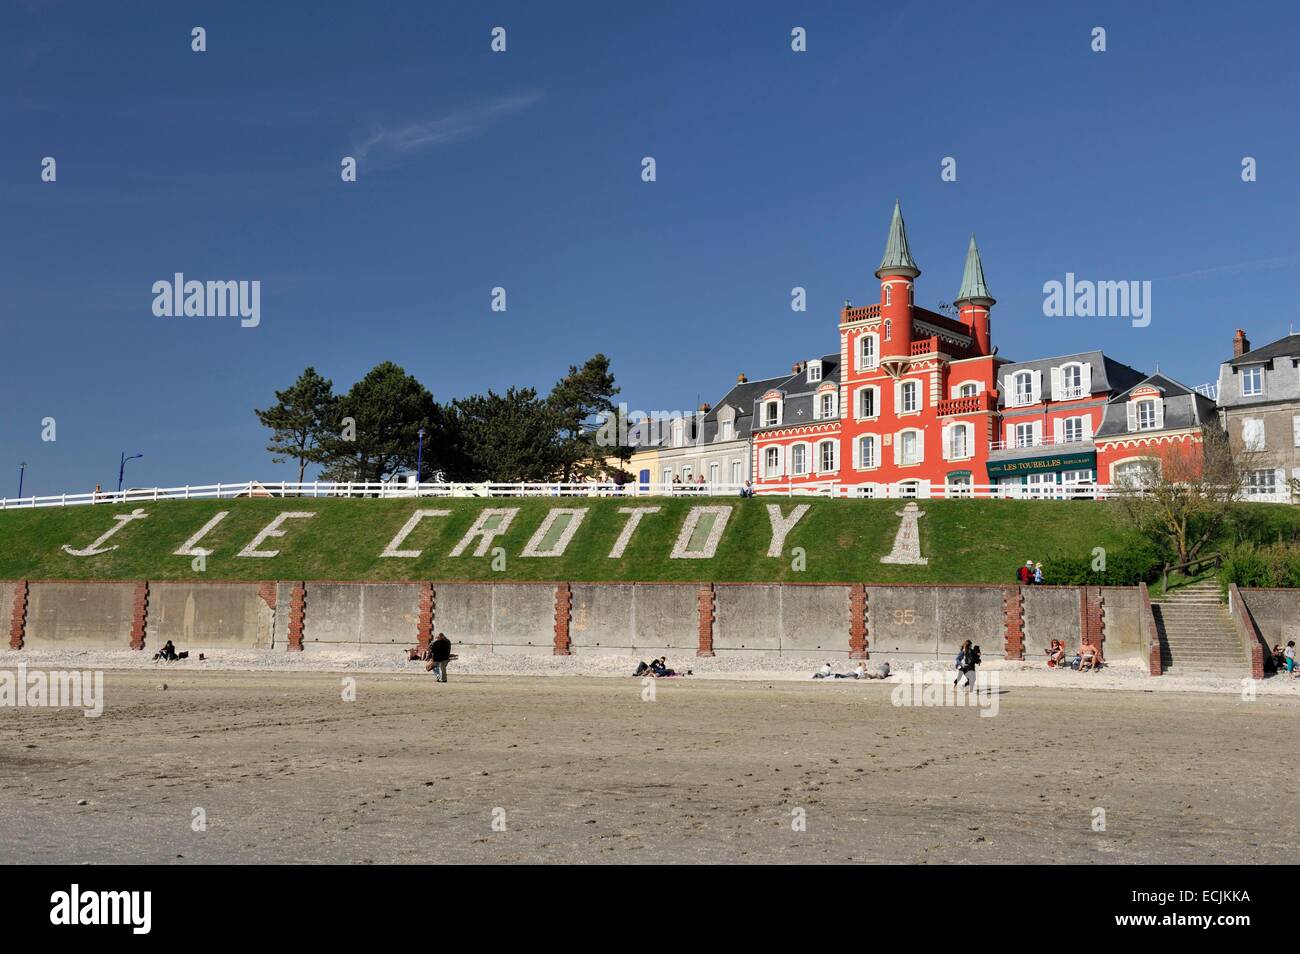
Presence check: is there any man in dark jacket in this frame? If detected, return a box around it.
[427,632,453,683]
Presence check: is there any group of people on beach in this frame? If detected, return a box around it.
[1046,639,1101,672]
[812,660,892,680]
[405,633,454,682]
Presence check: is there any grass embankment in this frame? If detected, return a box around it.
[0,496,1163,584]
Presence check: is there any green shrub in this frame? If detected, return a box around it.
[1219,541,1300,591]
[1042,542,1165,586]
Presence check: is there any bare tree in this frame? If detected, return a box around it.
[1112,424,1257,566]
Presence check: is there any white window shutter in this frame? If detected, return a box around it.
[1153,400,1165,429]
[917,432,925,463]
[1081,363,1093,395]
[941,424,951,459]
[852,437,860,468]
[893,435,901,465]
[1082,415,1093,442]
[1002,376,1014,405]
[1053,418,1063,444]
[1033,420,1043,445]
[976,380,985,394]
[1050,367,1062,400]
[1126,403,1138,432]
[1030,370,1042,403]
[950,383,959,400]
[894,380,903,413]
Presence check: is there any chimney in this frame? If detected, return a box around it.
[1233,329,1250,358]
[736,372,747,383]
[698,403,711,413]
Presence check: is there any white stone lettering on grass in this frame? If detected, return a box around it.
[380,509,452,558]
[670,506,732,559]
[608,506,660,558]
[237,512,316,558]
[449,508,518,557]
[520,508,588,558]
[173,511,229,557]
[880,502,927,565]
[765,503,810,557]
[61,509,148,557]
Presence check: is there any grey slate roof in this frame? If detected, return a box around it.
[750,353,842,433]
[697,373,789,444]
[1094,372,1216,438]
[996,350,1147,402]
[1227,333,1300,367]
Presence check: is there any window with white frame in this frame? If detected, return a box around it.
[857,386,877,419]
[1014,422,1036,448]
[884,319,892,341]
[1061,469,1093,485]
[708,463,719,484]
[661,468,672,484]
[671,418,685,447]
[858,435,877,468]
[959,382,978,398]
[859,334,877,369]
[1012,371,1033,406]
[730,461,742,485]
[791,444,808,475]
[1062,417,1084,444]
[807,360,822,383]
[1135,399,1158,430]
[764,447,781,478]
[819,440,836,473]
[1060,363,1084,399]
[1241,366,1263,397]
[763,401,780,427]
[948,424,970,459]
[1115,459,1158,486]
[819,392,836,419]
[885,286,893,307]
[682,465,692,481]
[1245,469,1277,496]
[1242,417,1265,451]
[900,430,921,465]
[901,380,919,413]
[720,418,734,441]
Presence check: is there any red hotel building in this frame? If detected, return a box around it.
[752,202,1005,495]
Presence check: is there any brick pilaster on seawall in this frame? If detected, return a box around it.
[848,584,869,660]
[1002,586,1025,660]
[287,582,306,652]
[1081,586,1105,660]
[258,581,277,611]
[129,581,149,650]
[553,583,572,656]
[8,580,28,650]
[696,584,715,657]
[417,582,435,654]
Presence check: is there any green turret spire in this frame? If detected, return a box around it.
[954,234,994,304]
[875,200,920,279]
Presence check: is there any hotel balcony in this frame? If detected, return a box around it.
[936,391,996,416]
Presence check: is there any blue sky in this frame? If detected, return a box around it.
[4,0,1299,495]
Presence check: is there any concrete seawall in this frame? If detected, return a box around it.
[0,578,1185,666]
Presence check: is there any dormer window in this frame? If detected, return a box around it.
[763,400,781,427]
[1060,363,1083,399]
[1013,371,1033,406]
[1241,366,1264,397]
[1135,400,1157,430]
[858,334,877,369]
[819,393,835,419]
[807,360,822,383]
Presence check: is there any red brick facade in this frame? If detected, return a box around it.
[1081,586,1105,660]
[848,584,868,659]
[417,582,435,655]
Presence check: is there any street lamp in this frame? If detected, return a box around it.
[18,462,26,499]
[416,428,425,484]
[117,452,143,495]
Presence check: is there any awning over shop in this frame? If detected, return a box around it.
[985,450,1096,479]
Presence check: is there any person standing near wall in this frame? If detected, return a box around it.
[426,632,453,683]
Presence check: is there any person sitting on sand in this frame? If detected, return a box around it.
[813,661,834,679]
[153,640,178,662]
[650,656,690,677]
[1078,643,1099,672]
[835,662,867,679]
[1272,643,1287,673]
[1046,639,1067,668]
[1284,641,1297,679]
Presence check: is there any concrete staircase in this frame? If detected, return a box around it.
[1152,581,1247,676]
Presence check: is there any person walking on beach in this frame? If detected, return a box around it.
[426,632,453,683]
[959,644,982,689]
[953,640,972,687]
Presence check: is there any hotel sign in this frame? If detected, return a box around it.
[986,451,1095,478]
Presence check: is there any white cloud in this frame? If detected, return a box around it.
[352,92,543,162]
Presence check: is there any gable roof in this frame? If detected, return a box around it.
[1227,333,1300,367]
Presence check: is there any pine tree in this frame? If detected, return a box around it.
[253,367,337,482]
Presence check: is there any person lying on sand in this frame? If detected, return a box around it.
[812,661,834,679]
[834,662,868,679]
[863,661,892,679]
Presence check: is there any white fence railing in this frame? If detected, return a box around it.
[1,480,1294,510]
